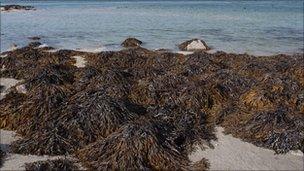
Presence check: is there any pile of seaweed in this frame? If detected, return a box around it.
[0,40,303,170]
[25,159,79,171]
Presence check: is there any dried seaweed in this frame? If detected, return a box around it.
[0,85,4,93]
[0,149,5,167]
[25,159,79,171]
[0,90,26,130]
[77,117,208,170]
[1,41,304,170]
[10,88,141,155]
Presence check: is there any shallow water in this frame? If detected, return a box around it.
[1,0,303,55]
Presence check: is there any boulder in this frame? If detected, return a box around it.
[0,5,35,12]
[178,39,210,51]
[28,41,42,48]
[28,36,41,41]
[121,38,142,48]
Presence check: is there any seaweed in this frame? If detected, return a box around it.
[23,64,75,90]
[0,90,26,129]
[0,149,5,167]
[77,117,208,170]
[25,159,79,171]
[10,88,141,155]
[1,41,304,169]
[60,89,141,145]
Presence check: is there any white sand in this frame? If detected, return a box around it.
[0,54,7,58]
[72,56,86,68]
[44,49,59,53]
[189,127,304,170]
[186,40,207,51]
[0,78,22,100]
[76,47,106,53]
[7,44,18,51]
[37,44,49,49]
[177,51,194,55]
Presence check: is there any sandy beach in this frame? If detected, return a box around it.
[189,127,304,170]
[1,126,302,170]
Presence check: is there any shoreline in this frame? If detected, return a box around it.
[1,43,302,58]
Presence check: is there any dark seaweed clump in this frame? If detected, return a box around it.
[0,149,5,167]
[0,40,303,170]
[25,159,79,171]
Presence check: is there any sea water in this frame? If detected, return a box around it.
[0,0,303,55]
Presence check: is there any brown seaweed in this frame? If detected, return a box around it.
[1,41,303,170]
[25,159,79,171]
[77,117,208,170]
[0,149,5,167]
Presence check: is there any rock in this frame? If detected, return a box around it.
[178,39,210,51]
[28,36,41,41]
[0,5,35,12]
[28,42,42,48]
[121,38,142,48]
[9,44,18,51]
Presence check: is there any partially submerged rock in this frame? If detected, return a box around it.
[1,5,35,12]
[121,37,142,48]
[28,36,41,41]
[178,39,210,51]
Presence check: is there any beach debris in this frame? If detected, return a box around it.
[0,5,35,12]
[15,84,27,94]
[25,159,79,171]
[178,39,210,51]
[1,41,303,169]
[121,37,143,48]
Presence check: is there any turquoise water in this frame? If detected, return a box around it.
[1,0,303,55]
